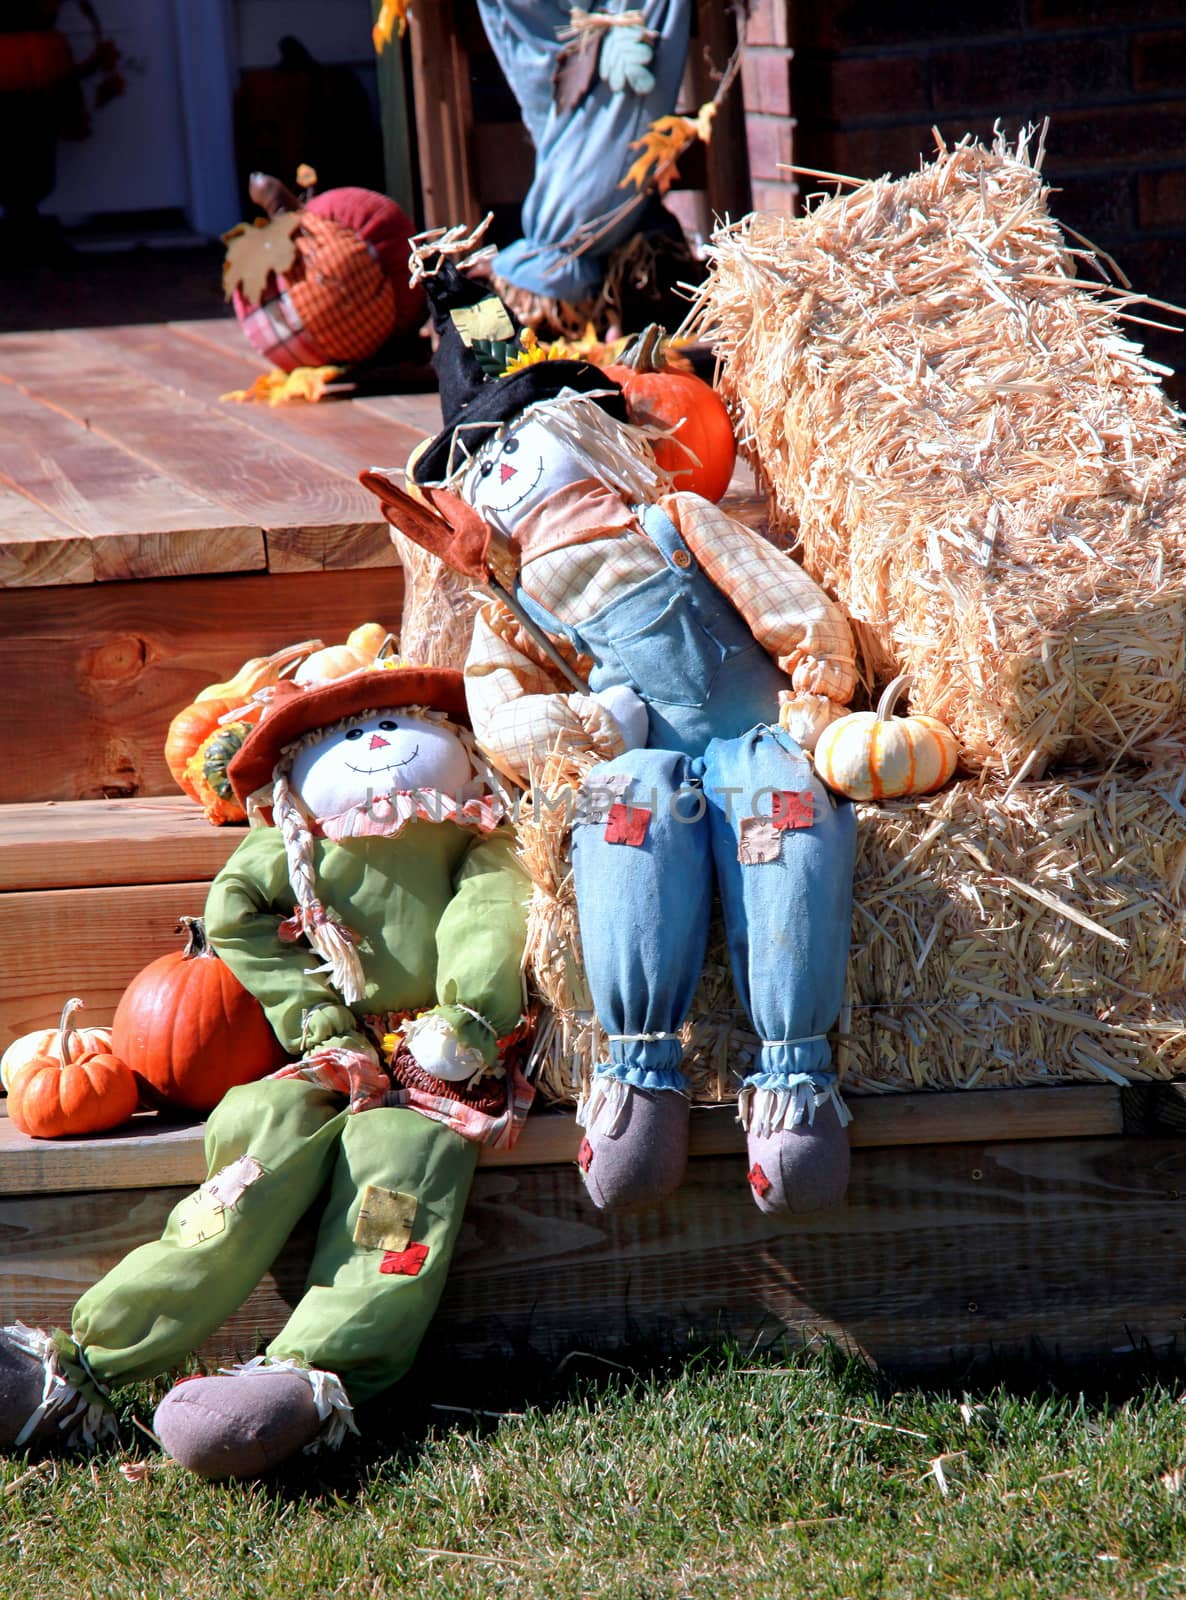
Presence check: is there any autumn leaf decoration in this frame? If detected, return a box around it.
[373,0,411,51]
[620,102,717,195]
[222,212,302,305]
[221,367,346,406]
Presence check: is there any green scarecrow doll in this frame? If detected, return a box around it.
[0,667,531,1477]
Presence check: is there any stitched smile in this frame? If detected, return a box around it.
[345,744,420,776]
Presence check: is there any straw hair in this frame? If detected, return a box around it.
[447,391,674,512]
[686,125,1186,777]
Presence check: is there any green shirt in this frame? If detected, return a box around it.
[203,820,530,1067]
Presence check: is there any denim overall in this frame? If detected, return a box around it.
[516,504,857,1105]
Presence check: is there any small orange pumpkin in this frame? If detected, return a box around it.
[602,324,737,502]
[7,998,139,1139]
[813,674,959,802]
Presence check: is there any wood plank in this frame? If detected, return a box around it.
[0,564,404,803]
[73,323,427,493]
[0,879,216,1045]
[0,485,95,589]
[0,370,262,585]
[4,1136,1185,1372]
[0,797,241,892]
[171,319,445,440]
[0,1088,1127,1197]
[0,334,384,578]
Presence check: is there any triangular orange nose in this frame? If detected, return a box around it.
[499,462,517,484]
[369,734,389,750]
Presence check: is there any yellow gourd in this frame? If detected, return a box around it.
[195,639,324,705]
[813,674,959,801]
[293,623,397,685]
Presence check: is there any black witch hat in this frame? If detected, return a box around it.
[413,260,627,485]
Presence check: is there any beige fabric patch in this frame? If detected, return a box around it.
[738,815,783,865]
[176,1191,227,1248]
[353,1185,418,1253]
[449,298,516,346]
[205,1155,263,1211]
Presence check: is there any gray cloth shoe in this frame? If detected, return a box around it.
[744,1096,851,1215]
[577,1079,690,1211]
[154,1368,326,1479]
[0,1324,116,1450]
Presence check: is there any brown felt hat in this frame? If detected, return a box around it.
[227,666,470,804]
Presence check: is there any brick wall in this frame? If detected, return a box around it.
[744,0,1186,392]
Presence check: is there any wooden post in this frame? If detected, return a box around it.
[407,0,480,230]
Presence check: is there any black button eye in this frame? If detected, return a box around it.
[503,437,519,455]
[345,728,363,741]
[479,460,493,478]
[378,720,397,731]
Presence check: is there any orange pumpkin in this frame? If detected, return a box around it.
[7,998,139,1139]
[603,324,737,502]
[112,917,288,1113]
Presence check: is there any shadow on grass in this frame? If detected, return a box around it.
[96,1318,1186,1507]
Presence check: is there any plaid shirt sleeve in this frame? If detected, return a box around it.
[464,597,628,785]
[663,492,857,706]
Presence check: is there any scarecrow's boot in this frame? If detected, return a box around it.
[0,1324,117,1451]
[740,1082,851,1216]
[153,1361,345,1480]
[576,1077,690,1212]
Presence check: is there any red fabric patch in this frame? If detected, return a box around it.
[748,1163,772,1199]
[772,790,815,831]
[577,1136,594,1173]
[379,1242,430,1276]
[604,802,651,847]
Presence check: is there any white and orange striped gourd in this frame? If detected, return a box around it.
[813,674,958,801]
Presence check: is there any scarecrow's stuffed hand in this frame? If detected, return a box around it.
[402,1012,490,1085]
[591,684,649,751]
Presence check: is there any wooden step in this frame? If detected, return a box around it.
[0,1084,1132,1196]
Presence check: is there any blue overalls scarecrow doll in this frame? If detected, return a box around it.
[363,265,859,1216]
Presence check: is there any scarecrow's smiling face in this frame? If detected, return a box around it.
[289,712,474,819]
[462,414,589,524]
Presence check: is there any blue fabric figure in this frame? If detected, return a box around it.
[361,269,861,1217]
[475,0,694,319]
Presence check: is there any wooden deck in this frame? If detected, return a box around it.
[0,317,432,804]
[3,316,1186,1376]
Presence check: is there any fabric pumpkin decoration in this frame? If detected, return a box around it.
[813,674,959,801]
[1,1004,112,1094]
[112,917,288,1113]
[224,181,427,374]
[602,324,736,502]
[6,998,139,1139]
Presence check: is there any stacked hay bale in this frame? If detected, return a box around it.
[688,126,1186,779]
[528,128,1186,1106]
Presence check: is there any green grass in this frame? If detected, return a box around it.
[6,1342,1186,1600]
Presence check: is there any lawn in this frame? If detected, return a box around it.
[5,1341,1186,1600]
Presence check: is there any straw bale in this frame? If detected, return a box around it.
[527,764,1186,1104]
[388,526,480,668]
[686,126,1186,777]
